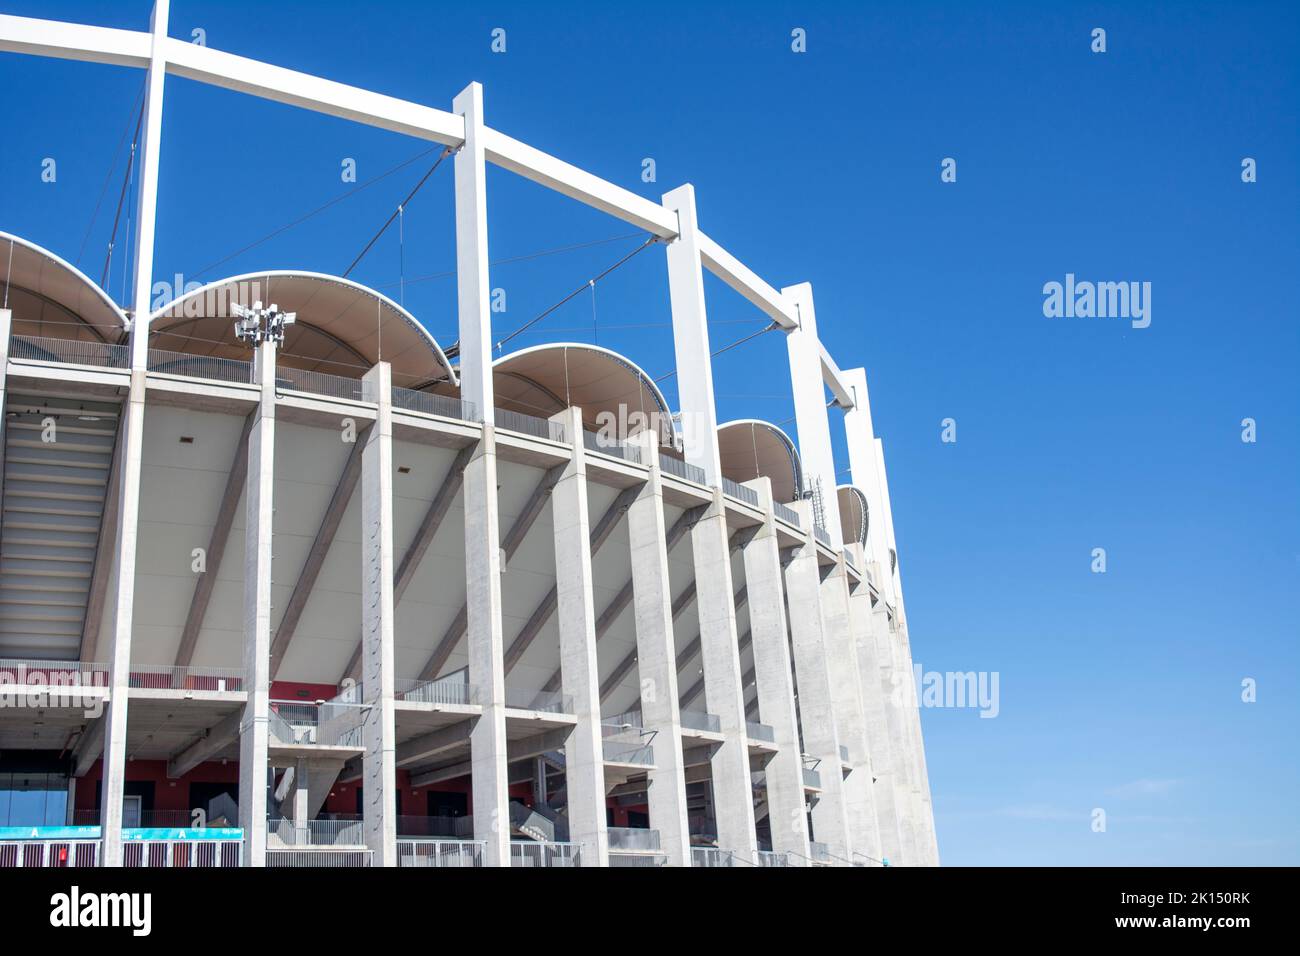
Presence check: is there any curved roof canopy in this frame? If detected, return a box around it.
[149,271,455,385]
[717,419,803,505]
[837,484,869,548]
[0,231,127,342]
[488,343,675,444]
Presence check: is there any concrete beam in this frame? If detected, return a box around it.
[502,485,636,673]
[166,709,240,779]
[174,412,254,674]
[419,463,563,680]
[269,422,369,678]
[409,726,571,788]
[341,443,472,681]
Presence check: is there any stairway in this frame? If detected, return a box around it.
[0,393,120,660]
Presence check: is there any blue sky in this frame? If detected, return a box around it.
[1,1,1296,865]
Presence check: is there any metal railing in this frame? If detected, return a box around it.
[773,501,801,527]
[509,841,580,868]
[268,698,366,748]
[813,524,832,548]
[722,476,760,507]
[392,385,477,422]
[495,407,565,443]
[602,738,654,766]
[9,334,130,370]
[504,687,573,714]
[129,663,245,692]
[608,852,666,867]
[123,839,242,867]
[757,850,790,867]
[658,453,705,484]
[600,709,643,732]
[607,827,660,853]
[582,429,642,465]
[147,348,253,384]
[0,658,107,687]
[276,365,372,403]
[266,849,372,867]
[746,721,775,743]
[268,816,364,847]
[397,814,474,839]
[395,674,478,706]
[678,709,721,734]
[691,847,738,867]
[0,840,100,867]
[397,839,484,867]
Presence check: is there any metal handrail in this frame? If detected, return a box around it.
[721,476,760,507]
[583,429,642,465]
[147,348,253,384]
[495,408,565,443]
[678,709,721,733]
[397,839,484,867]
[276,365,372,403]
[395,675,478,706]
[773,501,801,527]
[392,385,477,422]
[745,720,775,743]
[9,334,129,369]
[658,453,705,484]
[607,827,660,852]
[504,687,574,714]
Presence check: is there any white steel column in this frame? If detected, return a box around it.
[454,79,510,866]
[551,406,609,866]
[238,337,275,866]
[847,542,905,866]
[627,432,692,866]
[690,487,758,862]
[783,282,842,544]
[662,184,722,484]
[821,552,882,865]
[741,477,810,865]
[784,498,852,863]
[100,0,168,868]
[360,363,397,866]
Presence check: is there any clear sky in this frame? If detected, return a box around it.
[1,1,1296,865]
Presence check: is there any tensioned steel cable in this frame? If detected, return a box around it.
[99,95,146,291]
[78,81,146,268]
[489,234,659,354]
[189,145,442,280]
[653,320,780,382]
[341,147,452,280]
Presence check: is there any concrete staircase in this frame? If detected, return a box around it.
[0,393,120,659]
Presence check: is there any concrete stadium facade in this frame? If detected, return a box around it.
[0,3,937,868]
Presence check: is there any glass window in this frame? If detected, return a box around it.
[0,771,69,827]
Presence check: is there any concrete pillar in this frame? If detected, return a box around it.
[453,80,494,426]
[98,0,170,870]
[0,308,10,506]
[662,184,722,484]
[875,437,938,865]
[867,558,918,865]
[237,338,275,867]
[360,363,397,866]
[821,551,882,864]
[843,367,933,865]
[740,477,810,865]
[784,499,852,863]
[627,431,692,866]
[550,406,609,866]
[782,282,842,544]
[846,543,904,866]
[452,79,511,867]
[690,487,757,862]
[291,759,309,824]
[465,424,510,866]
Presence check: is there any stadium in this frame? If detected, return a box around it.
[0,4,936,867]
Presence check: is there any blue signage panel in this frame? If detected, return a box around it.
[0,825,243,841]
